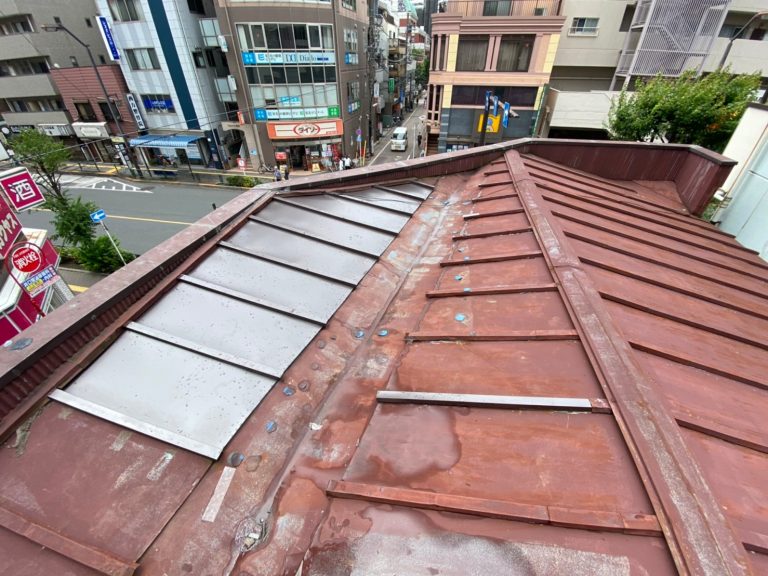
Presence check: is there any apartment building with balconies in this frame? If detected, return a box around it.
[426,0,564,153]
[543,0,768,139]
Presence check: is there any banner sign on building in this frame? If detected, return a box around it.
[97,16,120,61]
[267,120,344,139]
[126,94,146,130]
[254,106,340,122]
[0,198,23,259]
[241,51,335,65]
[0,167,46,211]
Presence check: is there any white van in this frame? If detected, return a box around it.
[390,127,408,151]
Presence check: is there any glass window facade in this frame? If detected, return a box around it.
[237,22,341,121]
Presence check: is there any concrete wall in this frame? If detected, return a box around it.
[553,0,631,68]
[546,89,618,131]
[703,37,768,75]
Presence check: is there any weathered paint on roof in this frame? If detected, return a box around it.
[0,140,765,575]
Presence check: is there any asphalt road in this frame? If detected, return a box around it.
[369,104,427,166]
[18,175,245,256]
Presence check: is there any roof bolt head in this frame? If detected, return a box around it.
[317,339,326,349]
[454,274,463,281]
[298,379,310,391]
[282,386,295,396]
[377,329,389,337]
[265,420,277,433]
[455,313,466,322]
[227,451,245,467]
[463,287,471,293]
[354,329,365,339]
[464,256,470,261]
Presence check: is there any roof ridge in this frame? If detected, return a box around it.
[504,149,753,576]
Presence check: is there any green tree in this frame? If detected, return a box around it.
[415,57,430,87]
[48,196,98,248]
[607,68,760,152]
[78,235,135,273]
[10,129,70,201]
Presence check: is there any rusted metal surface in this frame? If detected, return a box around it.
[0,141,765,574]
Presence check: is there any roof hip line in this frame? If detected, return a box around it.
[505,149,753,576]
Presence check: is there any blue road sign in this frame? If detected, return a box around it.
[492,96,499,117]
[503,102,511,128]
[90,209,106,223]
[485,90,492,112]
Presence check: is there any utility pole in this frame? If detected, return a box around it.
[43,23,142,178]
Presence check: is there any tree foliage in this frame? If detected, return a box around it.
[607,68,760,152]
[10,129,70,201]
[78,235,135,273]
[415,57,430,87]
[48,196,98,248]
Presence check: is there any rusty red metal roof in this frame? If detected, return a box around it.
[1,140,766,575]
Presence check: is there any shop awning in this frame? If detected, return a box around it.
[129,134,204,148]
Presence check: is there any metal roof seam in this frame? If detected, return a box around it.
[507,150,753,575]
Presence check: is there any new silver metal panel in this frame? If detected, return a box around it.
[339,188,421,214]
[227,222,377,285]
[280,196,410,233]
[383,183,433,199]
[55,332,276,459]
[137,283,320,374]
[189,248,352,322]
[255,202,395,256]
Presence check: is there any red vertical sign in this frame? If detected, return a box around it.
[0,168,46,211]
[0,196,22,259]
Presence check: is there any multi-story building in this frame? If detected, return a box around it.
[95,0,231,169]
[214,0,370,172]
[425,0,564,153]
[543,0,768,139]
[0,0,109,142]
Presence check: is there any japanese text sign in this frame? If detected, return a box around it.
[0,168,45,211]
[0,197,22,259]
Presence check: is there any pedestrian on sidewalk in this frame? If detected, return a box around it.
[344,156,352,170]
[274,167,282,181]
[284,165,290,180]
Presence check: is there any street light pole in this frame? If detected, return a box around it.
[43,24,142,178]
[717,11,768,69]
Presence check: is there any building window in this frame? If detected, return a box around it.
[193,50,206,67]
[456,36,488,71]
[126,48,161,70]
[187,0,205,14]
[619,5,635,32]
[0,58,50,76]
[70,56,79,67]
[0,17,33,36]
[98,101,122,121]
[108,0,142,22]
[482,0,511,17]
[141,93,175,113]
[569,17,599,36]
[99,55,107,65]
[344,29,358,64]
[237,23,334,52]
[451,85,537,107]
[496,35,534,72]
[347,80,360,102]
[342,0,356,9]
[7,100,28,113]
[85,17,93,27]
[200,19,221,47]
[75,101,97,121]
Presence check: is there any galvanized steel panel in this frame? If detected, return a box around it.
[384,182,432,199]
[227,222,376,284]
[56,332,276,458]
[282,196,410,233]
[189,247,352,322]
[137,283,320,373]
[340,188,421,213]
[255,202,395,256]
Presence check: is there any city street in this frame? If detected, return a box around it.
[18,176,245,256]
[369,104,428,166]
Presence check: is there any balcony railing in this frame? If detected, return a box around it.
[436,0,562,18]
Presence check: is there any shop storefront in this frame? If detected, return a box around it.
[72,122,117,163]
[128,134,209,169]
[267,119,344,172]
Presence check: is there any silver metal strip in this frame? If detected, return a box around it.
[376,391,593,411]
[219,242,360,289]
[374,185,430,200]
[126,321,284,379]
[49,389,222,459]
[179,275,329,326]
